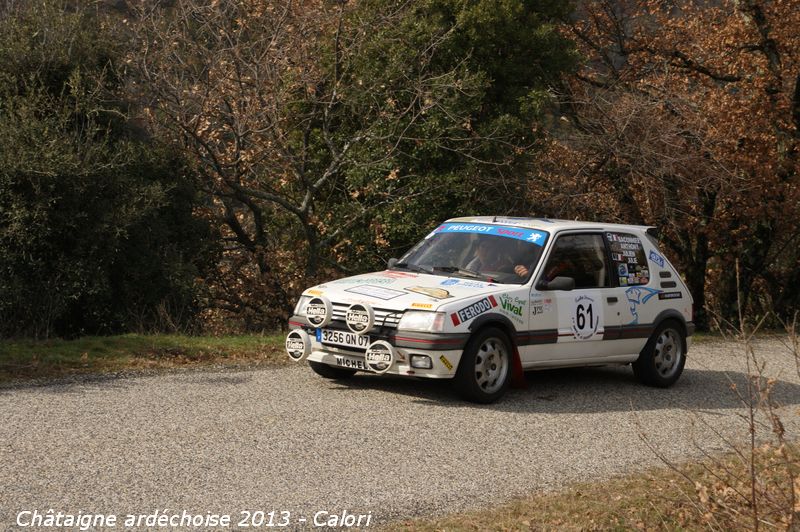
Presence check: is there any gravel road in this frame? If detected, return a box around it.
[1,338,799,530]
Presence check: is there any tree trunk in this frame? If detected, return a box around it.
[301,216,320,278]
[684,233,711,331]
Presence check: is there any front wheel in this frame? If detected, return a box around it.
[309,361,357,380]
[633,320,686,387]
[454,327,512,403]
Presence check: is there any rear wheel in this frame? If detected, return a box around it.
[454,327,512,403]
[633,320,686,387]
[309,361,357,380]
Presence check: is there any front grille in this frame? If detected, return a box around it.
[331,302,404,329]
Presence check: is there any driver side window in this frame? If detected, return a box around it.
[541,234,610,289]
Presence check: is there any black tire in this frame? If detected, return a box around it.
[308,361,357,380]
[454,327,512,403]
[632,320,686,387]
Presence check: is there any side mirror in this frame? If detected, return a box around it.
[536,276,575,291]
[387,257,399,269]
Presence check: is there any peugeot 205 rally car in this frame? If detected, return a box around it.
[285,217,695,403]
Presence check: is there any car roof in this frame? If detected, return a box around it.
[444,216,655,233]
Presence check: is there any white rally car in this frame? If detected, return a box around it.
[286,217,694,403]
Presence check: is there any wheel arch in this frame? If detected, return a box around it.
[649,310,689,353]
[467,313,518,347]
[652,309,688,337]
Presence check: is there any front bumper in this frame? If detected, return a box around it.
[288,316,466,378]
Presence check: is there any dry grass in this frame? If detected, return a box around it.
[385,444,799,531]
[0,333,289,383]
[389,311,800,531]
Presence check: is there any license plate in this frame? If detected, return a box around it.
[317,328,371,350]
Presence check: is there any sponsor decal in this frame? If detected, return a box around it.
[439,278,492,288]
[450,295,498,326]
[306,289,324,296]
[380,270,419,279]
[285,330,311,361]
[606,232,641,244]
[365,341,395,374]
[649,249,666,268]
[625,286,662,324]
[570,294,601,340]
[405,286,453,299]
[345,303,374,334]
[334,355,369,371]
[531,297,552,316]
[607,232,651,285]
[332,277,395,285]
[432,223,548,246]
[411,302,433,309]
[499,294,526,324]
[439,355,453,371]
[345,285,406,300]
[306,296,332,327]
[658,291,683,300]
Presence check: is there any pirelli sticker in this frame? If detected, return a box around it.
[450,295,498,326]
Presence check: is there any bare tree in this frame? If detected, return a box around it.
[539,0,800,329]
[131,0,515,324]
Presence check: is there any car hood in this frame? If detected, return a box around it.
[303,270,514,311]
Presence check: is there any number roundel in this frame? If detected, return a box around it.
[571,294,601,340]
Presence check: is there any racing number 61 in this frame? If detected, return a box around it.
[576,303,593,332]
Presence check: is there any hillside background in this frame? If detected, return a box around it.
[1,0,797,338]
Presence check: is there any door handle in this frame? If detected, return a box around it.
[607,296,618,303]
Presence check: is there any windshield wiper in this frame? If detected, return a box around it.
[432,266,492,281]
[393,262,433,274]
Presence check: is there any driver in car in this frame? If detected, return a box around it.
[467,238,530,279]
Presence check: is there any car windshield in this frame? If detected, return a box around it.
[394,222,549,284]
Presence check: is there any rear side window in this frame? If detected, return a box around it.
[606,232,650,286]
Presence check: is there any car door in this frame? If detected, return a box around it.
[523,231,622,365]
[605,229,668,355]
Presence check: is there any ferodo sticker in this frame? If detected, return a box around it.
[450,295,498,326]
[306,296,332,327]
[439,355,453,371]
[365,341,395,374]
[345,303,374,334]
[285,330,311,361]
